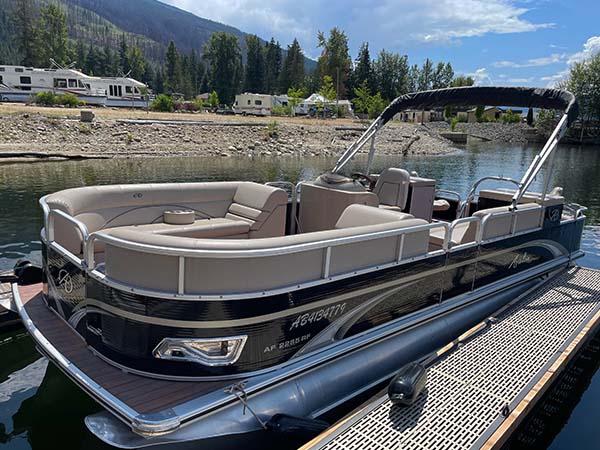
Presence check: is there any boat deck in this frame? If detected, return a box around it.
[16,284,237,417]
[301,266,600,450]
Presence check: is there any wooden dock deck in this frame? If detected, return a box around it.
[301,266,600,450]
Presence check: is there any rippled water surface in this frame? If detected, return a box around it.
[0,141,599,449]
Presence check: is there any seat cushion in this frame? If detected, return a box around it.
[335,204,414,229]
[107,218,251,239]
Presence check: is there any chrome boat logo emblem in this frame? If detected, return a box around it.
[57,269,74,293]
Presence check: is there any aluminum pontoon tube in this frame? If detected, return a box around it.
[84,276,548,449]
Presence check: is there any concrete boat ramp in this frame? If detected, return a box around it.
[302,265,600,450]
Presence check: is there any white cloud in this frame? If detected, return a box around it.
[506,77,534,83]
[161,0,552,54]
[471,68,494,86]
[492,53,567,68]
[542,36,600,87]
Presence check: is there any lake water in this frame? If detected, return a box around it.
[0,141,599,449]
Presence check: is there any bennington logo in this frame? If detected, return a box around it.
[57,269,74,293]
[508,252,534,269]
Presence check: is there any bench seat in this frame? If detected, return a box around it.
[106,218,251,239]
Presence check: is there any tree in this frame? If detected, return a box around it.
[417,58,434,91]
[279,38,304,92]
[352,42,374,95]
[407,64,420,92]
[475,105,485,123]
[165,41,181,94]
[264,38,282,94]
[566,52,600,138]
[199,69,209,93]
[127,46,146,80]
[451,76,475,87]
[208,90,219,108]
[368,93,387,119]
[432,62,454,89]
[244,34,265,93]
[352,80,371,114]
[287,87,305,116]
[119,34,129,74]
[203,32,242,104]
[373,49,409,101]
[526,108,534,126]
[13,0,38,66]
[317,28,352,99]
[36,3,68,66]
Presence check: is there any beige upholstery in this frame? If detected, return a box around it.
[101,205,430,294]
[479,189,564,207]
[372,168,411,210]
[335,204,414,229]
[45,182,288,254]
[430,202,543,248]
[298,183,379,233]
[474,203,542,239]
[109,218,251,239]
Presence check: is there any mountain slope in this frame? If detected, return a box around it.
[63,0,316,69]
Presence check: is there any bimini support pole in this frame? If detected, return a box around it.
[512,114,569,208]
[332,119,382,174]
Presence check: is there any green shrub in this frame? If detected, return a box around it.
[35,91,57,106]
[367,93,386,119]
[450,117,460,132]
[265,121,279,139]
[78,123,91,134]
[501,109,521,124]
[272,105,292,116]
[151,94,174,112]
[57,93,82,107]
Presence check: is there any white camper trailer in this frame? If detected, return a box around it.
[233,93,290,116]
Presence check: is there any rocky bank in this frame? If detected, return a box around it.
[0,112,458,160]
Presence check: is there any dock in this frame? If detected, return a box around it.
[301,266,600,450]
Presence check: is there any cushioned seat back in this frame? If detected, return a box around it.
[373,168,411,209]
[474,203,542,240]
[225,182,288,238]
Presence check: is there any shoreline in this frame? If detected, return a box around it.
[0,103,536,163]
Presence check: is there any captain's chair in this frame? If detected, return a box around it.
[373,168,411,212]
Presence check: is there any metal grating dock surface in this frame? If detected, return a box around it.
[304,266,600,450]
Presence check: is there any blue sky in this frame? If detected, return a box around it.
[161,0,600,87]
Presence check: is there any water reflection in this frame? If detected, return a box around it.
[0,141,599,449]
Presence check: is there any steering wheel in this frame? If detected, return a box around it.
[351,172,377,190]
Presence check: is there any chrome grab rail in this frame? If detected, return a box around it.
[86,221,450,296]
[564,203,588,219]
[458,176,521,218]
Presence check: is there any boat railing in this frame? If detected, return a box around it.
[46,208,90,267]
[84,221,450,298]
[458,176,521,218]
[477,203,545,242]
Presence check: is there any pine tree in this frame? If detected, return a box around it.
[199,68,209,94]
[316,28,352,99]
[244,34,265,93]
[264,38,282,94]
[165,41,181,94]
[36,3,69,66]
[352,42,374,96]
[119,34,129,74]
[203,32,242,104]
[13,0,38,66]
[127,46,146,80]
[279,38,304,92]
[418,58,434,91]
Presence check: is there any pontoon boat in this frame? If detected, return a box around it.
[9,86,586,449]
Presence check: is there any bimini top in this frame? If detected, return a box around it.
[333,86,578,174]
[380,86,578,127]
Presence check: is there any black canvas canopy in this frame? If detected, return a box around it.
[380,86,578,126]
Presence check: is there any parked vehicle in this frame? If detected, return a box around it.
[0,63,151,108]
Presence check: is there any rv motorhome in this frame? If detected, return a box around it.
[0,64,151,108]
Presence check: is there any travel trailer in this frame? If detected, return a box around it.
[5,86,585,449]
[0,64,151,107]
[233,92,290,116]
